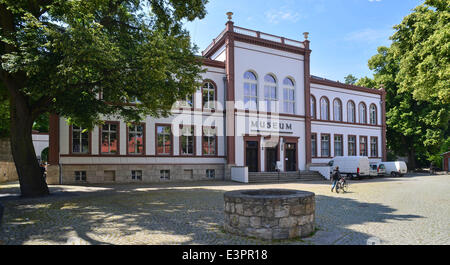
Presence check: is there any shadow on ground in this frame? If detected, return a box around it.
[0,181,423,245]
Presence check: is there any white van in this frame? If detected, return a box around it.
[382,161,408,177]
[328,157,371,179]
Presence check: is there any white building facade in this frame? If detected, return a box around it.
[47,18,386,185]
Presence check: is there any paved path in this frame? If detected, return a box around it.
[0,174,449,245]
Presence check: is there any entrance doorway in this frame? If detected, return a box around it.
[266,147,278,172]
[246,141,259,172]
[284,143,297,172]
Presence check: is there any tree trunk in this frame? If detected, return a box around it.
[407,148,416,171]
[9,92,49,197]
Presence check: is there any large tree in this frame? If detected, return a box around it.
[0,0,207,197]
[344,74,357,85]
[356,0,449,169]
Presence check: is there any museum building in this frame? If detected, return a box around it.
[46,15,386,184]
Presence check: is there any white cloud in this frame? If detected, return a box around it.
[345,28,393,44]
[368,0,382,2]
[265,8,303,24]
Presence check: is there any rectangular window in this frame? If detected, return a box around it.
[321,134,330,157]
[180,126,195,156]
[360,136,368,156]
[203,82,216,110]
[75,171,86,182]
[72,126,89,154]
[156,125,172,155]
[370,137,378,157]
[160,170,170,180]
[101,123,118,154]
[128,124,144,155]
[264,85,277,112]
[244,83,258,110]
[283,88,295,114]
[311,133,317,158]
[334,135,343,157]
[206,169,215,179]
[348,135,357,156]
[202,127,217,156]
[131,170,142,181]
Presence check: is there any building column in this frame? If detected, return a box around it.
[303,34,312,169]
[225,19,236,166]
[47,113,60,184]
[381,86,387,161]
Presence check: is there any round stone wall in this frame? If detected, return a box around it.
[224,189,315,240]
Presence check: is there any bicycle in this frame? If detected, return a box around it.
[335,176,349,193]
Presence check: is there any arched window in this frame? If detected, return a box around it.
[347,101,355,123]
[359,102,367,124]
[264,74,277,112]
[283,77,295,114]
[320,97,330,120]
[369,104,377,125]
[310,95,317,119]
[202,81,216,110]
[333,98,342,121]
[244,71,258,110]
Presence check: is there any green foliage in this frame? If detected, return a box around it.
[355,77,377,89]
[359,0,449,168]
[33,113,49,133]
[1,0,208,129]
[386,151,398,162]
[344,74,358,85]
[40,147,48,163]
[391,0,450,104]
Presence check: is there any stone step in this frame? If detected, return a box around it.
[248,171,325,183]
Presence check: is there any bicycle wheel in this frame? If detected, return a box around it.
[335,183,341,193]
[343,182,349,193]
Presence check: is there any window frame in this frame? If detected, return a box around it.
[370,136,379,158]
[179,125,196,156]
[311,133,318,158]
[359,136,368,156]
[334,134,344,157]
[264,74,278,113]
[202,126,218,156]
[75,171,87,182]
[333,98,343,121]
[283,77,295,114]
[347,101,356,123]
[348,135,357,156]
[69,125,91,155]
[155,124,173,156]
[320,133,331,158]
[126,123,146,156]
[202,80,217,111]
[320,96,330,121]
[160,170,170,180]
[310,95,317,119]
[244,71,258,110]
[131,170,143,181]
[359,102,368,124]
[99,121,120,155]
[369,104,378,125]
[206,169,216,179]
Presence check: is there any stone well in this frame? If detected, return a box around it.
[224,189,315,240]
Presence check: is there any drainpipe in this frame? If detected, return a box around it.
[223,77,228,157]
[223,76,228,180]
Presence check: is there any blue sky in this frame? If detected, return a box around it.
[184,0,424,82]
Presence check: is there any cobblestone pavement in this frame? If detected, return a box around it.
[0,174,449,245]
